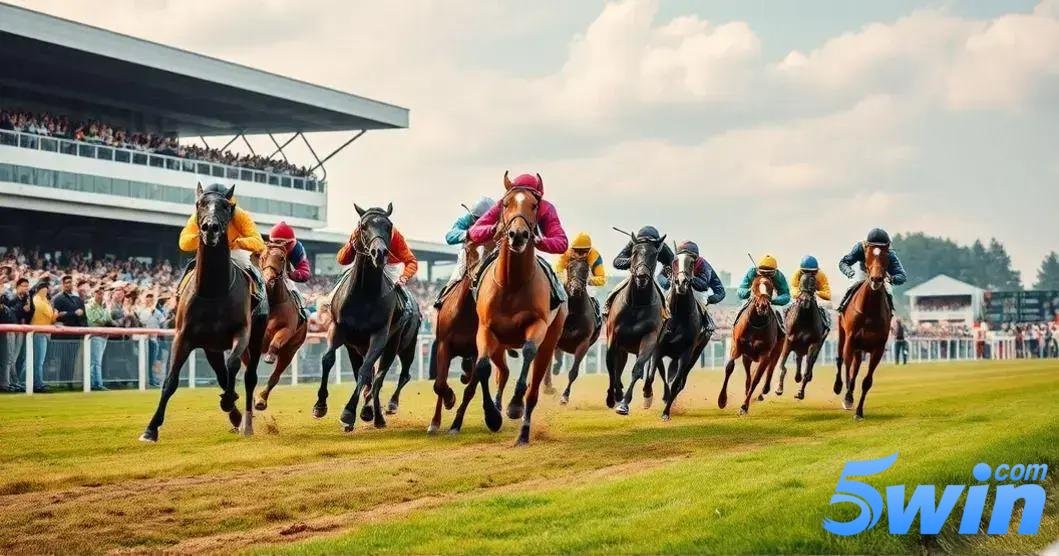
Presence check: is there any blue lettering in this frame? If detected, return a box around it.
[958,484,989,534]
[823,453,897,536]
[988,484,1046,534]
[995,464,1010,481]
[886,484,964,534]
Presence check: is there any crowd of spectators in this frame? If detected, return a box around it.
[1,108,315,178]
[914,297,971,312]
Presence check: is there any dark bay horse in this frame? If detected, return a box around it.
[554,256,602,406]
[468,173,568,445]
[606,230,667,416]
[140,183,266,442]
[834,244,893,419]
[654,250,712,420]
[433,241,508,434]
[719,274,783,415]
[251,240,309,411]
[314,204,421,431]
[776,271,826,400]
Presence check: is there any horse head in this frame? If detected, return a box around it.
[262,240,290,289]
[798,271,818,307]
[630,232,666,290]
[673,251,695,295]
[865,243,889,291]
[195,182,236,248]
[354,203,394,268]
[751,273,775,316]
[499,171,540,254]
[564,255,590,296]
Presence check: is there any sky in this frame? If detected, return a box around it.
[12,0,1059,285]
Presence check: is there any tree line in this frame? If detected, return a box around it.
[890,232,1059,293]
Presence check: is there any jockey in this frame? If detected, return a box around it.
[555,232,606,288]
[658,241,725,333]
[335,219,419,315]
[786,255,832,336]
[734,254,791,324]
[432,196,494,308]
[267,221,311,314]
[836,228,907,314]
[602,225,674,318]
[177,183,266,315]
[467,173,569,309]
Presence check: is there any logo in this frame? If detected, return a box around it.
[824,454,1047,536]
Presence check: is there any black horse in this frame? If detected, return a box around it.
[776,271,827,400]
[313,204,421,431]
[140,183,267,442]
[554,256,602,405]
[653,250,713,420]
[606,230,667,416]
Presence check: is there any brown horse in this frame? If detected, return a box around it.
[834,244,893,419]
[718,274,783,415]
[251,240,309,411]
[776,271,826,400]
[554,255,602,406]
[467,173,568,445]
[432,241,509,434]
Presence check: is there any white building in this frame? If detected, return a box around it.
[905,274,984,326]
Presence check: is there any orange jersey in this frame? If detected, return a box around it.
[337,227,418,282]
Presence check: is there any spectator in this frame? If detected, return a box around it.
[892,318,908,365]
[86,286,114,391]
[29,281,58,392]
[52,275,86,327]
[1,278,31,392]
[136,292,165,387]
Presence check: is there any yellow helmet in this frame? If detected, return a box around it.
[571,232,592,250]
[757,254,778,270]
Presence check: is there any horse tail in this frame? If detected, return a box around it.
[428,339,439,381]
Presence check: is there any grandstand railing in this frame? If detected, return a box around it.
[0,325,1025,395]
[0,128,324,193]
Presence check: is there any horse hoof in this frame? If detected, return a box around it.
[460,372,471,385]
[854,413,864,421]
[738,407,748,416]
[543,385,556,395]
[794,393,805,401]
[228,409,242,429]
[312,404,328,419]
[514,438,529,448]
[448,427,461,435]
[242,423,254,437]
[643,396,653,410]
[833,380,843,395]
[219,394,236,413]
[757,394,765,402]
[615,402,629,416]
[427,423,439,434]
[443,391,456,410]
[559,395,569,405]
[605,392,615,409]
[485,411,503,433]
[842,399,853,411]
[254,398,268,412]
[343,424,356,433]
[374,418,387,429]
[360,406,374,423]
[775,389,784,397]
[138,430,158,443]
[661,413,670,422]
[794,373,802,384]
[340,409,356,426]
[506,403,525,421]
[718,396,728,409]
[263,353,277,365]
[386,401,399,415]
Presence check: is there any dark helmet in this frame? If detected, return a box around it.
[635,226,660,242]
[676,241,699,257]
[866,228,891,245]
[197,182,235,201]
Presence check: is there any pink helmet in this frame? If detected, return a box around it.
[503,171,544,197]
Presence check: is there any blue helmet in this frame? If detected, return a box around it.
[636,226,660,242]
[676,241,699,256]
[800,255,819,270]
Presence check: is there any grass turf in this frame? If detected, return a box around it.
[0,359,1055,554]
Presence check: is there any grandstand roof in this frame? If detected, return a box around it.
[0,3,408,136]
[904,274,984,297]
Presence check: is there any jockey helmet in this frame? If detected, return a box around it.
[269,221,297,252]
[635,226,660,242]
[505,172,544,197]
[799,255,819,270]
[464,196,495,218]
[757,254,778,271]
[866,228,891,245]
[199,182,235,203]
[676,241,699,257]
[571,232,593,250]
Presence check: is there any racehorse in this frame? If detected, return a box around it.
[834,243,893,419]
[251,240,309,411]
[718,274,783,415]
[468,172,568,445]
[554,256,602,406]
[139,183,266,442]
[433,241,508,434]
[606,230,667,416]
[313,204,421,431]
[775,271,826,400]
[653,249,712,420]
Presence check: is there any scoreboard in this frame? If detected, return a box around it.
[983,290,1059,325]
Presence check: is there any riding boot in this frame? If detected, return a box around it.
[175,259,196,302]
[820,306,832,337]
[602,278,628,318]
[733,299,751,324]
[433,278,459,310]
[538,257,568,310]
[836,280,863,314]
[248,264,268,318]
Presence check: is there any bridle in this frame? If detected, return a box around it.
[495,187,540,246]
[262,243,288,282]
[197,191,233,246]
[350,210,392,261]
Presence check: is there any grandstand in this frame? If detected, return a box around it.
[0,3,456,278]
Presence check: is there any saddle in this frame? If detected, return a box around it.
[176,266,259,299]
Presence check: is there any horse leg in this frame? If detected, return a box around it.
[256,347,293,412]
[855,348,884,420]
[776,338,793,396]
[542,362,556,396]
[759,338,783,401]
[605,346,628,409]
[793,353,806,400]
[493,351,510,415]
[718,350,739,409]
[618,334,657,415]
[508,321,548,420]
[738,356,754,414]
[473,327,504,432]
[448,365,479,434]
[833,326,846,395]
[552,351,564,376]
[643,353,660,409]
[428,342,454,434]
[225,325,256,436]
[341,330,388,432]
[741,357,771,415]
[139,336,192,442]
[843,352,862,411]
[661,354,685,421]
[368,345,398,428]
[516,315,564,446]
[560,341,589,405]
[239,319,266,437]
[387,336,417,415]
[314,330,342,419]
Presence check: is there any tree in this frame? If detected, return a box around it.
[1034,251,1059,290]
[890,233,1022,291]
[984,238,1022,291]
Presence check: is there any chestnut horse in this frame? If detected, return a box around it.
[775,271,826,400]
[251,240,309,411]
[554,256,602,406]
[140,183,266,442]
[468,173,568,445]
[834,244,893,419]
[718,274,783,415]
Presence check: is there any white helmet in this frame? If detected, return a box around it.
[463,196,495,218]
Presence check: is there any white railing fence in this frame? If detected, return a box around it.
[0,325,1027,395]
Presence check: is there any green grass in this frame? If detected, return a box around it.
[0,360,1056,554]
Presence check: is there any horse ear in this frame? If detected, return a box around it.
[196,182,203,198]
[536,173,543,188]
[385,202,393,216]
[657,234,667,245]
[503,170,512,190]
[354,204,366,217]
[224,184,236,201]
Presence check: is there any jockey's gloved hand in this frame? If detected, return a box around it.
[661,265,673,278]
[397,276,408,287]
